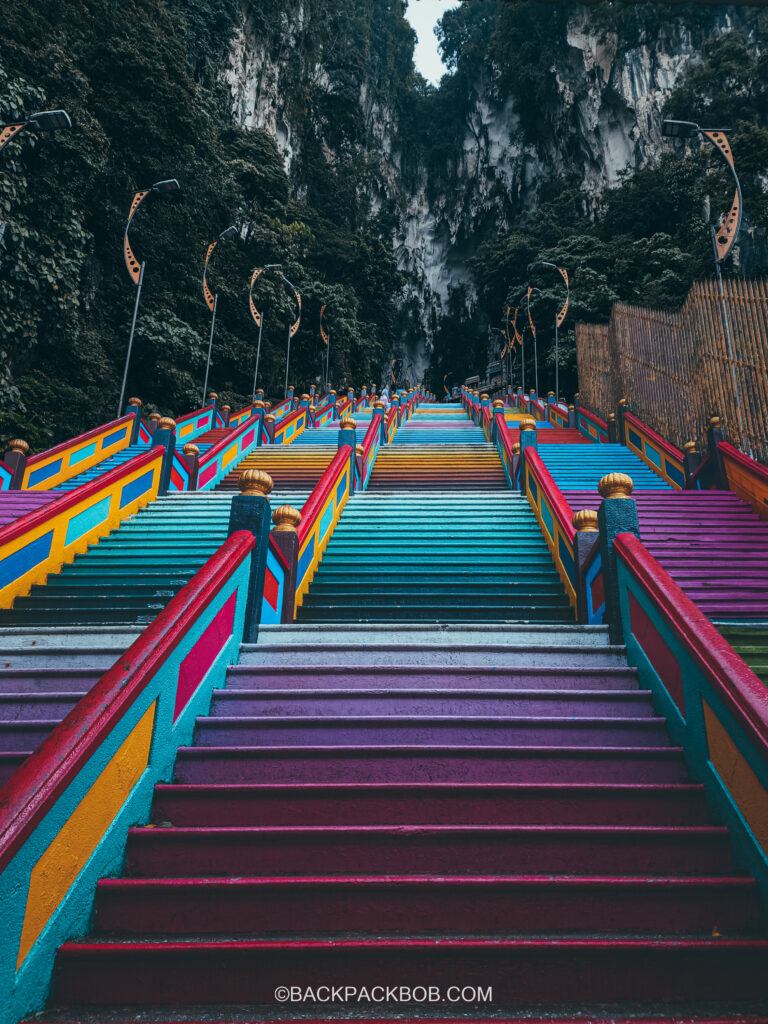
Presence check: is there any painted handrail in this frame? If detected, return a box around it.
[482,405,492,441]
[0,531,253,1024]
[614,531,768,903]
[295,445,353,609]
[548,403,570,429]
[23,414,137,490]
[582,532,605,625]
[719,441,768,520]
[228,404,254,429]
[575,405,609,444]
[495,415,518,489]
[273,406,308,446]
[195,415,260,490]
[173,406,216,444]
[623,411,685,489]
[523,448,578,609]
[0,447,162,608]
[386,407,398,443]
[270,398,294,423]
[359,413,383,490]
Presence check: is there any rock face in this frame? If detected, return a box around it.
[221,2,746,376]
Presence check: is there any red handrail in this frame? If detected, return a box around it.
[361,414,382,462]
[197,413,258,469]
[0,448,162,549]
[624,411,684,464]
[719,441,768,487]
[0,530,255,871]
[26,414,134,467]
[577,406,608,432]
[525,448,576,543]
[615,532,768,752]
[298,446,352,546]
[175,405,213,427]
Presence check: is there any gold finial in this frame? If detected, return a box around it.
[208,392,218,400]
[608,412,616,422]
[158,417,176,431]
[683,441,697,454]
[512,442,521,454]
[373,400,386,410]
[355,444,364,456]
[619,398,627,407]
[598,472,634,499]
[574,392,580,400]
[340,416,357,430]
[265,413,276,424]
[221,404,231,413]
[301,393,310,401]
[529,389,536,396]
[492,399,504,408]
[239,469,274,496]
[182,442,200,457]
[287,385,295,391]
[265,402,272,411]
[568,404,575,411]
[481,393,489,401]
[272,504,301,532]
[710,415,721,429]
[473,390,479,397]
[255,388,264,396]
[127,397,142,407]
[253,400,265,409]
[392,395,400,403]
[7,439,29,455]
[309,404,316,414]
[572,509,599,533]
[548,391,555,397]
[148,412,162,423]
[329,389,337,396]
[520,417,536,432]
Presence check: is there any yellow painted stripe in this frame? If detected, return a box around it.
[17,701,156,967]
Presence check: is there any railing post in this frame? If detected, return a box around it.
[181,443,200,490]
[3,439,29,489]
[220,404,231,427]
[125,397,142,444]
[338,416,357,495]
[309,385,316,403]
[270,504,301,622]
[511,441,521,488]
[207,391,218,414]
[146,412,161,438]
[519,417,537,493]
[300,393,310,413]
[492,400,505,445]
[373,402,387,444]
[568,403,576,429]
[683,440,703,488]
[329,391,338,420]
[707,415,729,489]
[287,385,295,404]
[527,389,536,414]
[228,469,274,643]
[151,416,177,496]
[597,473,640,644]
[572,509,600,623]
[617,398,628,444]
[607,412,618,444]
[264,413,276,445]
[252,400,266,446]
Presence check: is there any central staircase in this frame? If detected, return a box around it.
[42,416,768,1019]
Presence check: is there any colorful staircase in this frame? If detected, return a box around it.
[537,442,672,491]
[0,490,58,524]
[216,447,338,492]
[51,444,149,491]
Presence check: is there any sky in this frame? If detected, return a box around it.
[404,0,461,85]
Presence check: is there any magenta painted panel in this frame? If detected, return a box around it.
[196,416,208,427]
[591,571,605,613]
[173,591,236,721]
[629,591,686,718]
[197,462,217,488]
[242,428,255,447]
[263,568,279,612]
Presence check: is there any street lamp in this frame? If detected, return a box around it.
[320,303,330,394]
[281,274,302,399]
[118,178,181,417]
[201,225,238,405]
[0,109,72,153]
[526,286,542,396]
[538,262,569,400]
[248,265,301,401]
[661,118,745,441]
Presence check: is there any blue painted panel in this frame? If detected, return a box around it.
[628,428,643,450]
[0,531,54,589]
[120,469,154,509]
[528,472,538,505]
[645,444,663,470]
[102,428,128,449]
[297,535,316,583]
[336,474,347,506]
[28,460,63,488]
[667,461,685,488]
[540,498,554,539]
[69,441,97,467]
[64,496,111,546]
[558,534,575,587]
[319,500,334,541]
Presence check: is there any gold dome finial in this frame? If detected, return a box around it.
[340,416,357,430]
[355,444,364,457]
[710,415,721,429]
[148,412,162,423]
[301,393,310,401]
[127,397,142,407]
[481,393,489,401]
[182,442,200,457]
[264,413,276,424]
[683,441,697,455]
[572,509,599,533]
[239,469,274,496]
[253,400,265,410]
[158,416,176,431]
[598,473,634,499]
[548,391,555,397]
[492,399,504,409]
[208,392,218,401]
[272,504,301,532]
[373,400,386,410]
[608,412,616,422]
[7,439,29,455]
[520,417,537,432]
[568,404,575,411]
[511,442,521,454]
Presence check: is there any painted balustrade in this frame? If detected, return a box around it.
[718,441,768,520]
[173,406,217,445]
[575,405,609,444]
[358,413,383,490]
[294,446,353,612]
[623,411,686,489]
[0,448,163,609]
[0,531,253,1024]
[385,406,398,443]
[272,406,308,446]
[494,414,520,490]
[581,532,605,625]
[195,416,261,491]
[22,415,138,491]
[228,404,255,430]
[548,402,570,429]
[522,448,579,612]
[614,531,768,908]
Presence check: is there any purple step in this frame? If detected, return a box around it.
[174,746,690,785]
[0,669,99,693]
[124,824,735,878]
[93,874,760,936]
[0,719,57,751]
[192,717,672,748]
[0,491,58,526]
[151,782,714,827]
[224,666,642,691]
[0,750,27,784]
[209,689,657,718]
[0,694,81,719]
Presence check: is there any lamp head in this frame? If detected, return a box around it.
[219,225,238,242]
[661,119,699,139]
[28,109,72,132]
[151,178,181,196]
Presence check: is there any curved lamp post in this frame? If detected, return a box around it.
[539,262,569,400]
[0,109,71,153]
[118,178,180,417]
[248,265,301,400]
[201,225,237,405]
[280,273,301,399]
[662,118,745,441]
[526,286,543,396]
[320,303,330,394]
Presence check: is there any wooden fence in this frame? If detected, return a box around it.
[576,278,768,464]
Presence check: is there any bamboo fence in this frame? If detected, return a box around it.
[575,278,768,463]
